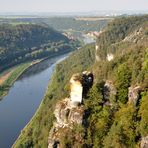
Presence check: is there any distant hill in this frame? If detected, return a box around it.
[0,24,79,71]
[0,17,111,42]
[0,17,110,32]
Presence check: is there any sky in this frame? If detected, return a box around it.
[0,0,147,13]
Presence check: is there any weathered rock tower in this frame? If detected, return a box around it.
[48,71,93,148]
[69,71,93,107]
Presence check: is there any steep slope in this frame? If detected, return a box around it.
[0,17,111,42]
[0,24,79,71]
[84,15,148,148]
[13,15,148,148]
[13,44,95,147]
[96,15,148,60]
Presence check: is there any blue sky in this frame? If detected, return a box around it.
[0,0,147,12]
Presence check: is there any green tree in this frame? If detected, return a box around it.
[138,92,148,137]
[115,63,132,104]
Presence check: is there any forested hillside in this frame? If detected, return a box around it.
[0,17,110,32]
[0,24,79,71]
[96,15,148,59]
[84,16,148,147]
[0,17,111,42]
[37,17,109,32]
[14,15,148,147]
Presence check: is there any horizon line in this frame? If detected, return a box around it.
[0,9,148,13]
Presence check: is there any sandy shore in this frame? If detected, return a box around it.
[0,70,13,85]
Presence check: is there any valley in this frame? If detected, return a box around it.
[0,53,69,148]
[13,15,148,148]
[0,16,105,147]
[0,14,147,148]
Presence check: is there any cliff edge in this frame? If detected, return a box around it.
[48,71,93,148]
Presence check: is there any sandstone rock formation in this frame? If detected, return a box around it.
[106,53,114,61]
[48,98,84,148]
[141,136,148,148]
[48,72,93,148]
[69,71,93,107]
[104,80,117,100]
[95,45,101,61]
[123,27,144,43]
[128,86,141,105]
[95,44,114,62]
[69,74,83,107]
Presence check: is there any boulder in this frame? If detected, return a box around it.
[141,136,148,148]
[128,86,141,105]
[104,80,116,100]
[106,53,114,61]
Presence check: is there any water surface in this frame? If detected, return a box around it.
[0,54,68,148]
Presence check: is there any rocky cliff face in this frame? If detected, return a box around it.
[95,43,115,62]
[48,98,84,148]
[103,80,117,106]
[104,80,117,100]
[141,136,148,148]
[128,86,141,106]
[48,72,93,148]
[95,45,101,62]
[123,27,144,43]
[48,72,143,147]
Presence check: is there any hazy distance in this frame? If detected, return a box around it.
[0,0,147,14]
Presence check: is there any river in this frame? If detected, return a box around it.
[0,53,68,148]
[82,34,95,44]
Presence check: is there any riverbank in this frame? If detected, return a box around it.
[12,53,69,148]
[0,53,70,147]
[13,44,95,148]
[0,50,73,100]
[0,63,31,99]
[0,71,13,85]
